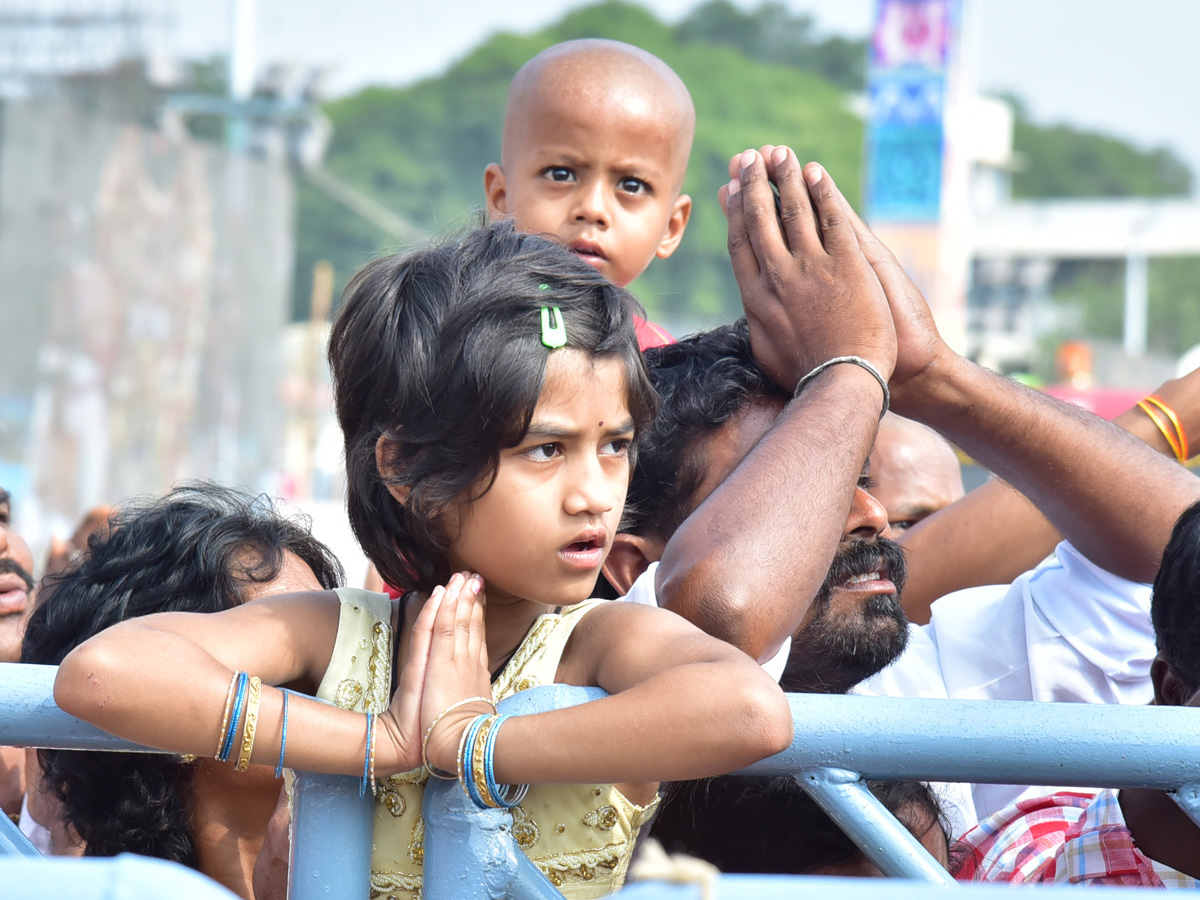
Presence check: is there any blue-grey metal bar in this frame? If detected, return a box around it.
[498,684,608,716]
[0,853,241,899]
[0,664,164,753]
[796,767,954,885]
[9,668,1200,896]
[740,693,1200,789]
[289,772,373,900]
[0,802,40,857]
[10,668,1200,791]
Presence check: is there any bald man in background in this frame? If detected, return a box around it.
[869,413,965,534]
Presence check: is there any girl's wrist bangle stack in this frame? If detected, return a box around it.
[457,713,528,810]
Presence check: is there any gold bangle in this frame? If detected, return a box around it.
[214,672,239,759]
[1138,400,1184,463]
[471,715,500,808]
[456,715,474,789]
[1143,395,1189,461]
[423,696,495,780]
[234,676,262,772]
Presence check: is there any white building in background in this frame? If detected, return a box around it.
[961,94,1200,376]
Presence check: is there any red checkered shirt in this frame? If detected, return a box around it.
[953,789,1197,886]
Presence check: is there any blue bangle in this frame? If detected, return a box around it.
[275,689,289,779]
[360,713,375,799]
[484,715,527,809]
[219,672,249,763]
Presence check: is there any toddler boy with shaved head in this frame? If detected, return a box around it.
[484,39,694,348]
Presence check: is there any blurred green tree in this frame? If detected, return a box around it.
[295,1,862,324]
[675,0,866,90]
[292,2,1195,338]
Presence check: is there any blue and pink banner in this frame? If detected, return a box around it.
[865,0,959,222]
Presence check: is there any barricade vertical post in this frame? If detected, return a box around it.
[418,686,600,900]
[289,772,374,900]
[421,777,523,900]
[1169,783,1200,830]
[795,768,955,886]
[0,808,40,857]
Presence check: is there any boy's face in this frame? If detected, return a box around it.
[485,74,692,288]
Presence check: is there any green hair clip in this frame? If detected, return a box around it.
[540,306,567,349]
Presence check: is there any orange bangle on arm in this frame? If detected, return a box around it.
[1142,395,1188,461]
[1137,400,1184,463]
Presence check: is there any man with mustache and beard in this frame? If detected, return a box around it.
[599,147,1200,831]
[0,485,38,817]
[0,486,36,664]
[599,321,914,698]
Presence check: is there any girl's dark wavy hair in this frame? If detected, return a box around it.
[328,220,656,593]
[21,481,343,864]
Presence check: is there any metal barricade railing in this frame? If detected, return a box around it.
[4,663,1200,897]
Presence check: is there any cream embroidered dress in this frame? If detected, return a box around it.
[315,588,659,900]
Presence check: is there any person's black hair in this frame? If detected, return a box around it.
[1152,499,1200,692]
[650,775,948,875]
[21,481,343,864]
[328,219,655,593]
[621,319,784,541]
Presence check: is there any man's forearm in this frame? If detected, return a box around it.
[657,365,883,660]
[903,356,1200,583]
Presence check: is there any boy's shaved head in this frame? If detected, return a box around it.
[503,39,695,192]
[487,39,696,287]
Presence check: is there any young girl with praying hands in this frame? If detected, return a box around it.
[54,221,794,898]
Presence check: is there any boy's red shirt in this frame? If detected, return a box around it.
[635,317,674,350]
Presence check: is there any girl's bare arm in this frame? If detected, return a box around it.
[421,587,793,787]
[54,589,438,776]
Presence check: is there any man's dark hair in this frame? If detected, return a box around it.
[1152,500,1200,692]
[329,219,656,594]
[21,481,343,864]
[622,319,784,541]
[651,775,948,874]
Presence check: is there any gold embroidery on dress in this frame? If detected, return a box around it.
[367,619,393,712]
[370,871,422,899]
[533,844,624,886]
[379,787,406,818]
[583,805,619,831]
[410,815,424,863]
[384,768,429,788]
[491,616,558,699]
[334,679,364,709]
[509,805,540,849]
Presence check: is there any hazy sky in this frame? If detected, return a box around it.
[152,0,1200,189]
